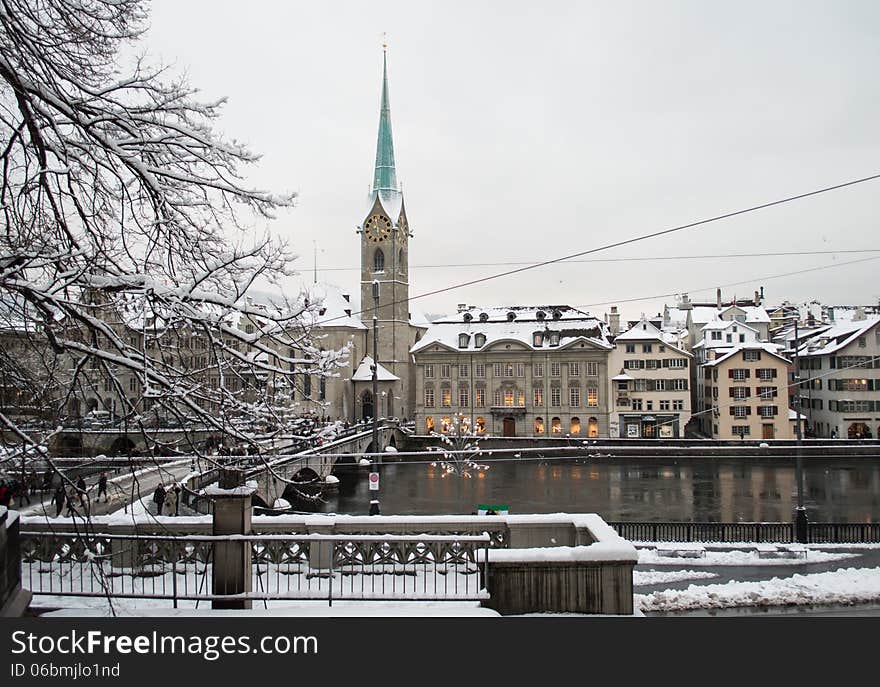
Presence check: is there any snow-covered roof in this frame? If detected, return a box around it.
[412,305,612,354]
[612,373,634,381]
[701,319,759,334]
[299,281,366,330]
[690,305,771,325]
[702,342,790,367]
[663,306,691,329]
[351,356,399,381]
[798,316,880,357]
[409,304,432,329]
[614,317,691,356]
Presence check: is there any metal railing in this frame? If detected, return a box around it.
[19,530,490,606]
[610,521,880,544]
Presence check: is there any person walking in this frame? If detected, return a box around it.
[76,475,88,513]
[97,472,108,503]
[165,485,178,517]
[64,486,76,517]
[153,484,166,516]
[53,485,66,517]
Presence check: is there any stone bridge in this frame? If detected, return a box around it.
[246,424,408,507]
[39,428,223,457]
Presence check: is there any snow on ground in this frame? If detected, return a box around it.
[634,570,718,586]
[638,548,858,567]
[636,567,880,612]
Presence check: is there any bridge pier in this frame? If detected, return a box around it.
[208,469,254,609]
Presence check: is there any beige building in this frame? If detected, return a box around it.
[608,317,692,438]
[411,306,613,437]
[701,342,794,440]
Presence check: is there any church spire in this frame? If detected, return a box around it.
[372,41,399,204]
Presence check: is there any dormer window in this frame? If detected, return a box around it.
[549,332,560,346]
[507,311,516,322]
[536,310,546,321]
[552,310,562,320]
[533,332,544,347]
[463,312,473,323]
[458,333,470,349]
[475,333,486,348]
[479,313,488,323]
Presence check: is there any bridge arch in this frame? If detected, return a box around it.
[109,436,136,456]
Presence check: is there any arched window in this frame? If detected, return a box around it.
[425,416,434,433]
[458,333,470,348]
[399,249,405,272]
[475,333,486,348]
[571,417,581,434]
[475,416,485,433]
[534,417,544,434]
[588,417,599,437]
[441,416,451,433]
[374,248,385,272]
[551,417,562,434]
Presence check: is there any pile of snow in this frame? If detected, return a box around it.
[634,570,718,586]
[637,567,880,612]
[358,458,371,466]
[323,475,339,485]
[272,498,291,510]
[638,548,858,567]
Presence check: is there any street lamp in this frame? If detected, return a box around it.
[369,280,381,515]
[790,316,808,543]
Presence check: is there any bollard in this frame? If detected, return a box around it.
[209,468,255,609]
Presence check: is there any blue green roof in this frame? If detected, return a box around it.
[372,51,400,206]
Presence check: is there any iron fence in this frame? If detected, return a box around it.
[610,521,880,544]
[19,531,490,607]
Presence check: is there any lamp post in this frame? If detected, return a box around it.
[369,280,381,515]
[792,317,808,543]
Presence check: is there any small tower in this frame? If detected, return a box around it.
[358,43,414,419]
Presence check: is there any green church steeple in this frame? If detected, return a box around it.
[372,46,400,205]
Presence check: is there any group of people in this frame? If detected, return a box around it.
[153,483,182,516]
[50,472,109,517]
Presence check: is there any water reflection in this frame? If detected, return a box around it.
[323,456,880,522]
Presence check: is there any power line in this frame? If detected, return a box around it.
[314,248,880,273]
[313,171,880,326]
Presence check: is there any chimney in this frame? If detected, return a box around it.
[608,306,620,336]
[680,293,692,311]
[754,290,760,307]
[716,288,722,309]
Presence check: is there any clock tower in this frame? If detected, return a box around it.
[358,45,415,420]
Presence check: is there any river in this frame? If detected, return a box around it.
[320,455,880,522]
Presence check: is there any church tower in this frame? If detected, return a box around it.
[358,45,414,420]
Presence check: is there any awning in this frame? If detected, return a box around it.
[612,373,634,381]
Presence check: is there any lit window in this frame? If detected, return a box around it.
[533,387,544,406]
[569,387,580,407]
[534,417,545,434]
[551,417,562,433]
[570,417,581,434]
[551,387,561,407]
[475,416,485,433]
[425,417,434,433]
[441,389,451,407]
[425,388,435,407]
[475,389,485,407]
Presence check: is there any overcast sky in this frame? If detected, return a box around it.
[145,0,880,323]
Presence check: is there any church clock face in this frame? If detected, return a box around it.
[364,214,392,242]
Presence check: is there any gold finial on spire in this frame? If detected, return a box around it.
[382,32,388,52]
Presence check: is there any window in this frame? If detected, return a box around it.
[424,364,434,379]
[551,387,561,407]
[744,350,761,362]
[739,334,746,343]
[732,406,748,418]
[732,426,750,437]
[474,333,486,348]
[654,379,666,391]
[757,368,776,381]
[635,379,648,392]
[475,363,485,378]
[732,369,748,381]
[425,388,435,407]
[569,387,580,407]
[759,406,777,418]
[493,389,502,407]
[516,362,525,377]
[458,333,469,348]
[551,362,561,377]
[476,416,485,433]
[646,400,653,411]
[533,363,544,377]
[660,400,670,411]
[570,417,581,434]
[667,358,687,368]
[643,344,652,353]
[129,377,137,392]
[758,386,777,399]
[534,417,545,434]
[458,388,469,407]
[493,363,502,377]
[504,389,515,406]
[441,389,452,407]
[732,387,749,400]
[858,337,867,348]
[587,362,598,376]
[440,364,451,379]
[569,362,580,376]
[617,381,628,392]
[711,331,722,340]
[459,364,469,378]
[303,374,311,397]
[426,417,434,432]
[533,332,544,347]
[659,345,665,352]
[475,388,485,407]
[549,332,560,346]
[533,387,544,406]
[646,359,659,369]
[551,417,562,434]
[625,344,635,353]
[441,417,451,433]
[587,387,598,407]
[501,362,513,377]
[632,398,643,410]
[319,377,326,401]
[673,400,684,411]
[517,389,525,406]
[374,248,385,272]
[624,359,645,369]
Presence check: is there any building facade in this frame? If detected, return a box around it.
[411,306,613,437]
